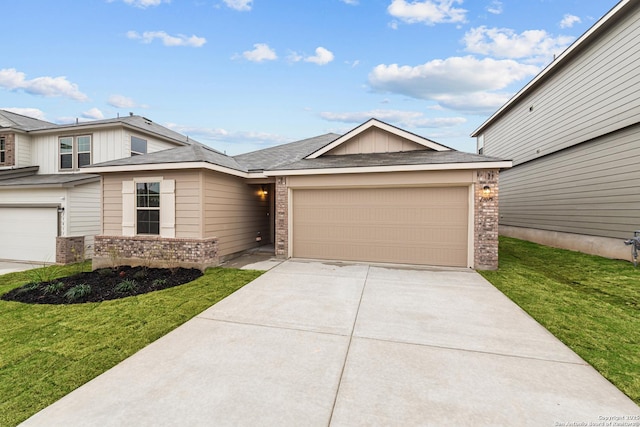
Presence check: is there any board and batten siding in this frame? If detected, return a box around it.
[67,181,101,256]
[203,170,270,257]
[499,124,640,239]
[482,2,640,166]
[326,127,426,155]
[16,133,32,168]
[101,170,202,238]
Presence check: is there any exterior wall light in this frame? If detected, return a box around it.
[261,185,268,196]
[482,185,492,199]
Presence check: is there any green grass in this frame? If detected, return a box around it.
[0,263,261,427]
[479,236,640,405]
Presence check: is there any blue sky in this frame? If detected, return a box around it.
[1,0,618,154]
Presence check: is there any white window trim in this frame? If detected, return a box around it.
[59,134,93,171]
[122,177,175,238]
[130,135,148,156]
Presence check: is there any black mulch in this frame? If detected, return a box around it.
[1,266,203,305]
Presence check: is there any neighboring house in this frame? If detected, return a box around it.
[471,0,640,261]
[0,110,193,264]
[84,119,511,270]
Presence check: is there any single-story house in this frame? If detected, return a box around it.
[84,119,511,270]
[471,0,640,261]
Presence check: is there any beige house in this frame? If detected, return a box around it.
[85,119,510,270]
[471,0,640,261]
[0,110,191,263]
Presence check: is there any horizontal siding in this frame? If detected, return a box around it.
[101,170,201,238]
[483,3,640,165]
[499,125,640,239]
[203,171,270,257]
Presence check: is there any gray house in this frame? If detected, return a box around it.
[472,0,639,261]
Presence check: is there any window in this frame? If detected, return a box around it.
[59,135,92,170]
[136,182,160,235]
[131,136,147,156]
[477,134,484,155]
[0,137,5,164]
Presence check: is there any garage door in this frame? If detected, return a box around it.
[0,207,58,263]
[292,187,469,267]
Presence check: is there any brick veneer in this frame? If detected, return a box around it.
[56,236,86,264]
[275,177,289,258]
[474,169,500,270]
[92,235,219,271]
[0,133,15,166]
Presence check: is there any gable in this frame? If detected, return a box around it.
[307,118,450,159]
[324,127,427,156]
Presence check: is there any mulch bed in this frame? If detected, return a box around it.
[1,266,203,305]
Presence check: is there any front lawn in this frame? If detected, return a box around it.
[0,263,261,427]
[479,237,640,405]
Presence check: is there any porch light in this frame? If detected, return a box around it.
[261,185,268,196]
[482,185,491,199]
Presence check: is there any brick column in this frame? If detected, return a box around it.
[275,176,288,258]
[0,133,15,166]
[56,236,85,264]
[474,170,499,270]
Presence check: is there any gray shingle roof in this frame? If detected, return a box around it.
[233,133,340,171]
[86,143,246,172]
[0,173,99,187]
[269,150,506,170]
[0,110,57,131]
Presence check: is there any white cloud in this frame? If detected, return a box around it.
[223,0,252,11]
[110,0,170,8]
[340,0,359,4]
[0,68,88,101]
[304,47,334,65]
[126,30,206,47]
[463,26,574,63]
[387,0,466,25]
[289,47,335,65]
[486,0,502,14]
[368,56,540,114]
[320,109,466,128]
[82,108,105,120]
[0,107,47,120]
[560,14,581,29]
[107,94,143,109]
[242,43,277,62]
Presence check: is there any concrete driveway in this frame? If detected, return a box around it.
[20,260,639,426]
[0,260,39,275]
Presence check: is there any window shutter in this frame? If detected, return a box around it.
[122,180,135,236]
[160,179,176,238]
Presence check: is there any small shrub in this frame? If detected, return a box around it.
[16,282,40,294]
[97,268,115,277]
[152,278,167,288]
[26,264,62,285]
[64,284,91,302]
[44,282,65,295]
[115,279,138,294]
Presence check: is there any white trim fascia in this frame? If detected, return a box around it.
[83,161,251,178]
[307,119,450,159]
[265,161,512,176]
[471,0,631,137]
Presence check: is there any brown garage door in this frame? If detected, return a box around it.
[292,187,469,267]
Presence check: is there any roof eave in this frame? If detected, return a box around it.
[471,0,633,137]
[83,161,250,178]
[264,161,513,176]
